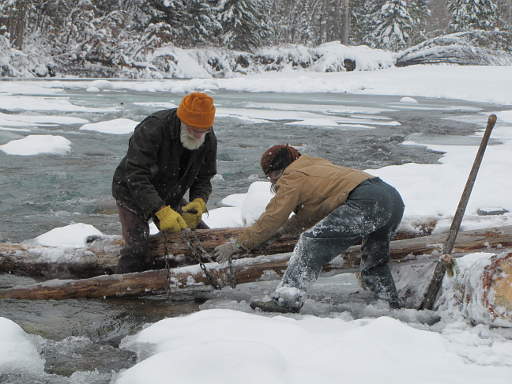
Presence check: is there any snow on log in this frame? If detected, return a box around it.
[436,252,512,327]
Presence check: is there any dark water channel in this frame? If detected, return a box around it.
[0,82,507,383]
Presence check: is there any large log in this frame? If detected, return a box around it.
[1,225,512,279]
[438,252,512,327]
[1,250,511,327]
[0,253,292,300]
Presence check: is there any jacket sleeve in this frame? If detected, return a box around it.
[189,133,217,203]
[238,173,302,250]
[124,117,165,218]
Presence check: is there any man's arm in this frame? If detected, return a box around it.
[238,174,301,250]
[124,117,165,218]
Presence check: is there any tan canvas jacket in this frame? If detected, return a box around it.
[238,155,373,250]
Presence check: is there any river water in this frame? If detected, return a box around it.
[0,81,506,383]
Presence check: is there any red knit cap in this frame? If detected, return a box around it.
[177,92,216,130]
[260,145,301,175]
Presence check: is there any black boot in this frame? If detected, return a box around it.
[360,264,401,309]
[250,298,302,313]
[117,246,148,274]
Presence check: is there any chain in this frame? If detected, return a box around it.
[182,229,226,290]
[161,230,173,299]
[227,255,237,289]
[160,228,238,291]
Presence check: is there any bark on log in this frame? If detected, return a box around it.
[0,254,292,300]
[1,226,512,279]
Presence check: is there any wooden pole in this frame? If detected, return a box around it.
[419,114,498,310]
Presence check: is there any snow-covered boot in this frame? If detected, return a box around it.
[251,286,305,313]
[360,265,401,309]
[250,298,301,313]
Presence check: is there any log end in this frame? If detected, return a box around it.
[493,258,512,312]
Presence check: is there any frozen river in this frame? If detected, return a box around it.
[0,82,502,243]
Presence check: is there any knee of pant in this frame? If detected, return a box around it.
[121,242,148,258]
[298,236,342,265]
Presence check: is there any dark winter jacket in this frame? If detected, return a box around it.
[112,109,217,220]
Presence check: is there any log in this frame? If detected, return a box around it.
[1,250,511,328]
[436,252,512,327]
[0,253,292,300]
[1,225,512,279]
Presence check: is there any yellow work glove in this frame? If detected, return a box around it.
[182,198,207,229]
[155,206,188,232]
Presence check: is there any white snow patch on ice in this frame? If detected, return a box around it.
[80,118,139,135]
[0,112,89,127]
[400,96,418,103]
[0,95,119,113]
[0,134,71,155]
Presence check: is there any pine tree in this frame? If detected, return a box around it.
[447,0,498,32]
[182,0,221,47]
[218,0,271,51]
[409,0,430,44]
[366,0,415,51]
[352,0,386,45]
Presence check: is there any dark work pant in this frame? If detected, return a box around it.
[117,203,150,269]
[277,177,404,305]
[116,200,210,272]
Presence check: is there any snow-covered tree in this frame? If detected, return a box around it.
[182,0,221,47]
[2,0,32,49]
[218,0,271,51]
[366,0,415,51]
[447,0,498,32]
[351,0,385,45]
[409,0,430,44]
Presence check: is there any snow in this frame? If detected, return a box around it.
[79,118,139,135]
[114,309,512,384]
[34,223,103,248]
[400,96,418,103]
[0,134,71,155]
[28,65,512,106]
[0,112,88,127]
[217,106,399,128]
[0,317,45,375]
[0,95,119,113]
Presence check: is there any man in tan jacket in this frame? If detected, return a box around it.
[214,145,404,312]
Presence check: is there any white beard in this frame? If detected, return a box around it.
[180,126,206,150]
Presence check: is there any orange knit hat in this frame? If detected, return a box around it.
[177,92,216,130]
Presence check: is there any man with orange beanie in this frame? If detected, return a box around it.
[112,92,217,273]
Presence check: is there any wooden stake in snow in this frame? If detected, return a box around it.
[419,114,498,310]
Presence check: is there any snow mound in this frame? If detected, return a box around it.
[396,30,512,67]
[80,118,139,135]
[0,317,44,375]
[35,223,103,248]
[116,309,512,384]
[0,135,71,155]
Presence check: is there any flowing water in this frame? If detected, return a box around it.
[0,81,506,383]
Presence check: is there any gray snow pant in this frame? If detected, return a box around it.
[277,177,404,307]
